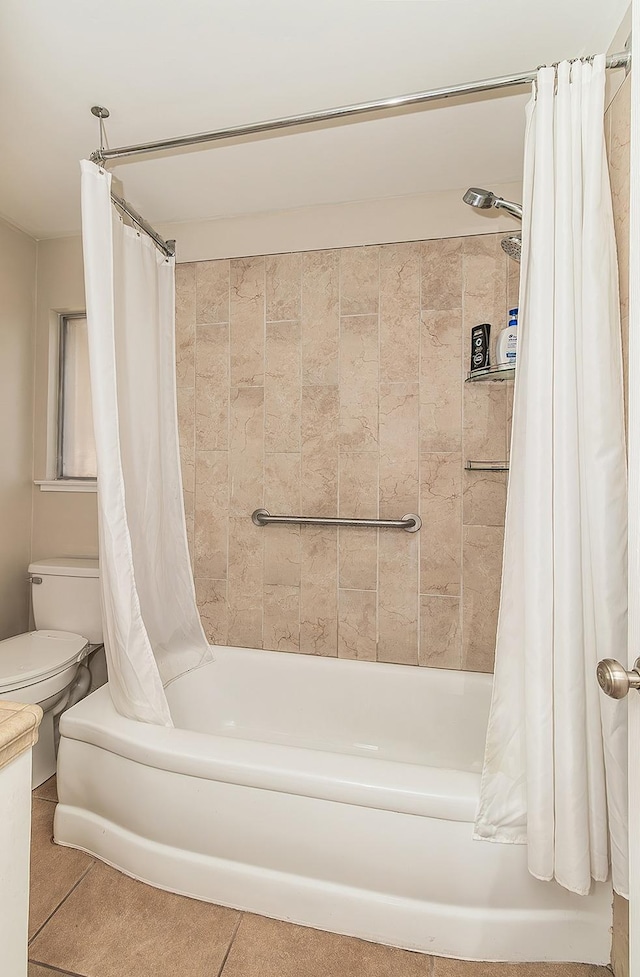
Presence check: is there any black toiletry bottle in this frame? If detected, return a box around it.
[470,323,491,372]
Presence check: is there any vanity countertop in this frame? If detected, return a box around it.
[0,701,43,771]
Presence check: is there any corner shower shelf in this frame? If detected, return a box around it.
[465,364,515,383]
[465,461,510,472]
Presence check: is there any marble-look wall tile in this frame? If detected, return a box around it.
[194,450,228,580]
[608,75,631,321]
[420,309,462,453]
[300,528,338,656]
[463,384,507,463]
[340,246,379,315]
[186,232,511,669]
[463,471,507,527]
[175,262,196,388]
[301,385,339,515]
[379,382,419,518]
[419,596,462,668]
[177,383,196,568]
[339,314,379,450]
[377,531,419,664]
[379,242,420,383]
[230,256,265,387]
[462,234,499,257]
[338,527,377,592]
[338,448,378,518]
[265,321,301,453]
[338,589,377,661]
[263,451,301,587]
[196,259,229,324]
[612,892,629,977]
[229,386,264,516]
[227,516,263,647]
[195,323,229,451]
[506,383,515,460]
[420,452,462,596]
[266,253,301,322]
[507,261,520,315]
[462,247,507,367]
[421,238,462,310]
[263,525,300,587]
[263,584,300,652]
[265,452,301,511]
[338,449,378,591]
[462,525,504,672]
[301,250,340,385]
[195,578,228,645]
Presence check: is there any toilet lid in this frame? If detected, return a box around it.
[0,630,89,692]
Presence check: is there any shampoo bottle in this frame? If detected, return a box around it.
[496,308,518,366]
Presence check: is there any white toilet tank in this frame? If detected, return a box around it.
[28,558,102,645]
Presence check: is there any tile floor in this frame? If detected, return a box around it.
[29,776,612,977]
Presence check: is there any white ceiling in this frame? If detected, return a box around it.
[0,0,629,239]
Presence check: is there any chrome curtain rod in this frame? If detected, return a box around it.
[91,50,630,165]
[110,189,176,258]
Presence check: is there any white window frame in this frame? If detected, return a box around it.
[34,311,97,493]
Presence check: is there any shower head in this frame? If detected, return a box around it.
[501,232,522,262]
[463,187,523,221]
[463,187,496,210]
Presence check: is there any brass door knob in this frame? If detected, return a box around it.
[596,658,640,699]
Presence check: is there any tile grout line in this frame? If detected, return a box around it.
[29,860,96,946]
[28,960,87,977]
[216,911,244,977]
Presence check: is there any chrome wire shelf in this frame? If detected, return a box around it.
[465,461,510,472]
[466,364,515,383]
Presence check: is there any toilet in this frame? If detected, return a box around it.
[0,557,103,788]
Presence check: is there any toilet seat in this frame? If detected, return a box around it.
[0,630,89,694]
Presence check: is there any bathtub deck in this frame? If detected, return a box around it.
[28,776,611,977]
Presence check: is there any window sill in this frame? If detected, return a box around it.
[34,479,97,493]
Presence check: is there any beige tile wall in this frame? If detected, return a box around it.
[177,233,517,670]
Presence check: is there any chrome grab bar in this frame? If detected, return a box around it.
[251,509,421,533]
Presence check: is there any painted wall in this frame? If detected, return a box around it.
[156,182,523,263]
[0,218,36,639]
[178,234,518,668]
[605,69,630,977]
[31,236,98,561]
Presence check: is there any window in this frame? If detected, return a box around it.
[57,314,97,479]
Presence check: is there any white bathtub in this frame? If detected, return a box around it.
[54,647,611,962]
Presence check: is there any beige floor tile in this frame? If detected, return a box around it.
[431,959,610,977]
[29,965,75,976]
[29,799,94,939]
[30,861,240,977]
[33,775,58,802]
[221,914,432,977]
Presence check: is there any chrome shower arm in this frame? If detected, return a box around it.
[494,197,523,221]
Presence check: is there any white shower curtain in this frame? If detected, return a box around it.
[474,57,629,897]
[80,159,213,726]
